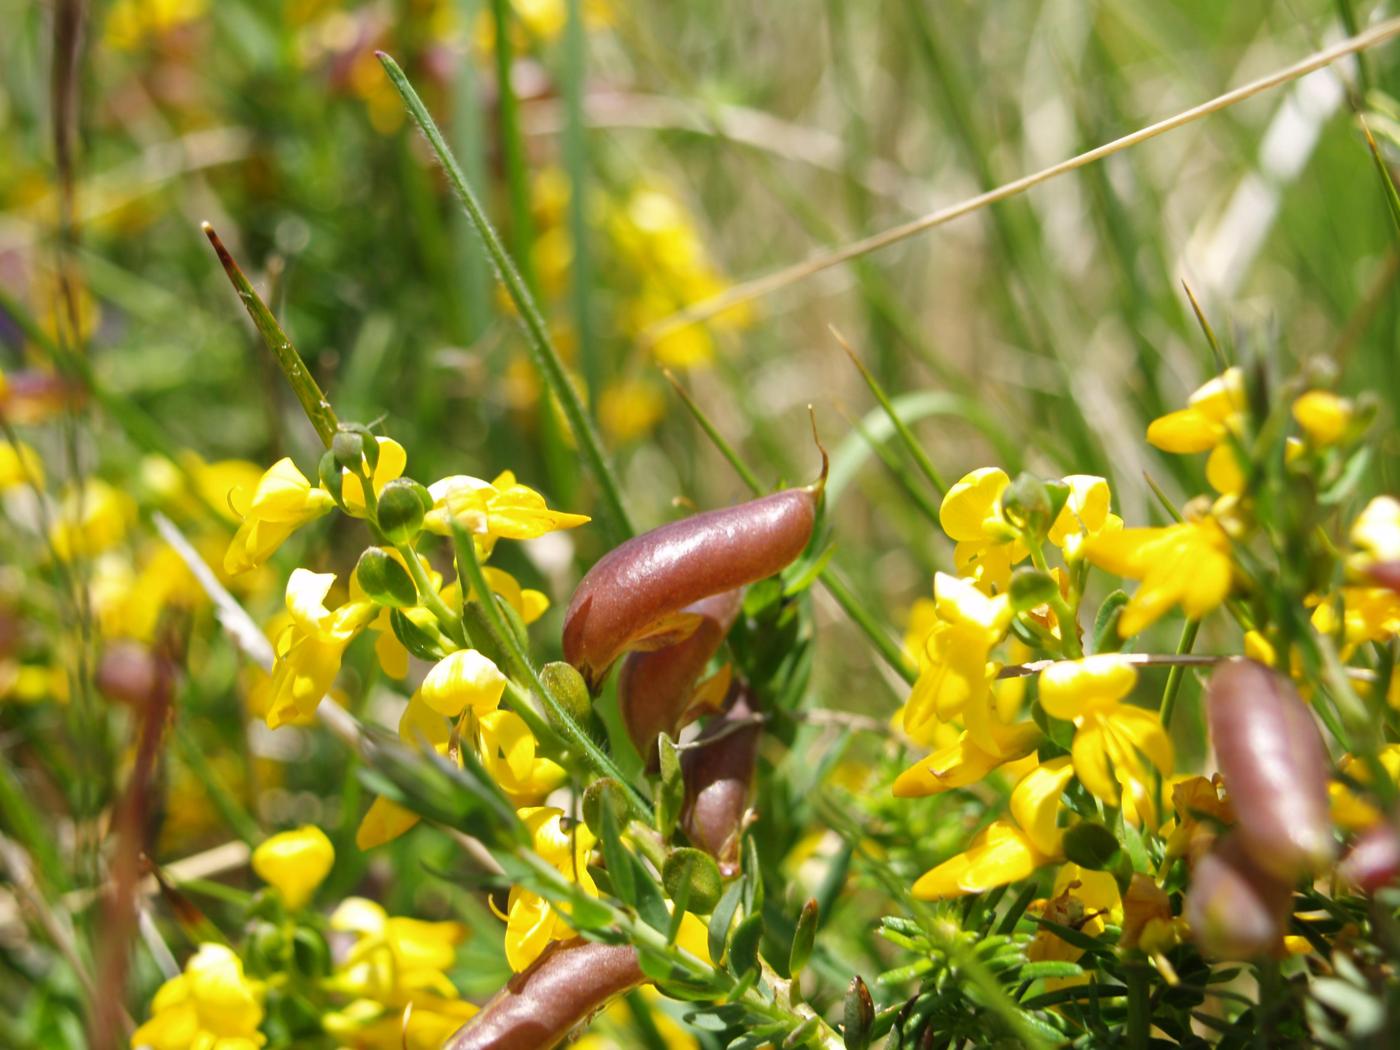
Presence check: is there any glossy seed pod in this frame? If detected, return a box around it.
[1185,835,1293,960]
[1338,820,1400,893]
[681,688,760,877]
[618,589,742,768]
[444,939,643,1050]
[1205,658,1335,881]
[563,487,818,690]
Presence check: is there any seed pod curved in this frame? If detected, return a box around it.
[618,589,742,767]
[444,939,643,1050]
[1185,835,1293,960]
[682,687,760,877]
[563,486,818,690]
[1205,658,1335,881]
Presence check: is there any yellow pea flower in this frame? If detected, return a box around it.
[444,565,551,626]
[264,570,376,728]
[1329,744,1400,832]
[423,471,589,546]
[1039,656,1173,825]
[1027,863,1121,981]
[1292,390,1352,446]
[892,722,1042,798]
[339,436,407,515]
[224,458,335,575]
[0,440,43,490]
[901,573,1012,741]
[129,943,265,1050]
[912,757,1074,899]
[939,468,1026,593]
[1084,519,1233,636]
[50,479,136,560]
[1047,475,1122,560]
[419,649,507,718]
[1348,495,1400,578]
[501,807,598,971]
[599,377,667,445]
[1311,587,1400,655]
[475,709,566,806]
[251,825,335,910]
[1145,367,1244,454]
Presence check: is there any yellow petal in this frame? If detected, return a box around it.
[1292,390,1351,446]
[1038,655,1137,721]
[355,796,421,850]
[1146,408,1221,454]
[1072,706,1173,811]
[420,649,507,718]
[939,468,1010,543]
[252,825,334,909]
[1009,757,1074,858]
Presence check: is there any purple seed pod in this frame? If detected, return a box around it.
[1185,835,1294,960]
[1206,658,1336,881]
[681,687,760,877]
[618,589,742,768]
[1338,820,1400,893]
[445,939,643,1050]
[563,488,817,690]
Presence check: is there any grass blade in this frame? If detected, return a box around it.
[377,52,635,543]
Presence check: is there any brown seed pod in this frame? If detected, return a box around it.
[1338,819,1400,893]
[618,588,742,768]
[681,687,760,877]
[1205,658,1335,881]
[1184,835,1293,960]
[444,939,643,1050]
[562,485,819,691]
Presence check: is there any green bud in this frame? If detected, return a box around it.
[332,429,365,471]
[656,733,685,838]
[582,778,631,839]
[1002,471,1053,537]
[843,976,874,1050]
[540,661,593,729]
[389,607,447,661]
[662,848,724,915]
[355,548,418,608]
[246,920,284,973]
[1009,567,1059,611]
[1062,821,1122,871]
[788,898,819,978]
[376,478,425,543]
[1092,590,1130,653]
[291,926,330,977]
[337,423,379,470]
[317,450,344,508]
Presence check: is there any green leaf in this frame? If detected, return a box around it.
[656,734,685,837]
[727,914,763,977]
[709,880,745,964]
[788,898,819,978]
[1018,960,1085,981]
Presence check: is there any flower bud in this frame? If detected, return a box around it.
[1205,659,1335,880]
[331,429,365,471]
[1009,567,1059,612]
[375,478,427,543]
[354,548,417,608]
[843,975,875,1050]
[1001,472,1054,538]
[539,661,593,730]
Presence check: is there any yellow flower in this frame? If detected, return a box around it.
[939,468,1026,593]
[0,440,43,489]
[356,695,450,849]
[912,757,1074,899]
[129,943,265,1050]
[1047,475,1122,560]
[1085,519,1233,636]
[1311,587,1400,654]
[1145,367,1244,454]
[105,0,208,51]
[50,480,136,560]
[1027,864,1121,975]
[1039,656,1173,825]
[599,377,667,445]
[1329,744,1400,832]
[423,471,590,548]
[502,807,598,971]
[476,709,567,806]
[419,649,507,718]
[892,721,1041,798]
[325,896,474,1049]
[251,825,334,910]
[1348,496,1400,578]
[1292,390,1352,446]
[264,570,375,728]
[340,436,408,515]
[901,573,1013,743]
[224,458,335,575]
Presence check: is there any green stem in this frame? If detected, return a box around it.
[395,541,467,646]
[202,224,339,448]
[1158,619,1199,731]
[377,53,634,543]
[1027,540,1082,657]
[450,521,651,817]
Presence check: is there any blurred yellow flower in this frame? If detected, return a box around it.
[1085,519,1233,636]
[912,757,1074,899]
[419,649,507,718]
[1292,390,1352,446]
[501,807,598,971]
[1348,495,1400,577]
[251,825,335,910]
[265,570,375,728]
[1027,863,1121,978]
[0,440,43,490]
[599,377,667,445]
[105,0,208,50]
[224,458,335,575]
[50,480,136,561]
[1145,367,1243,454]
[129,943,265,1050]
